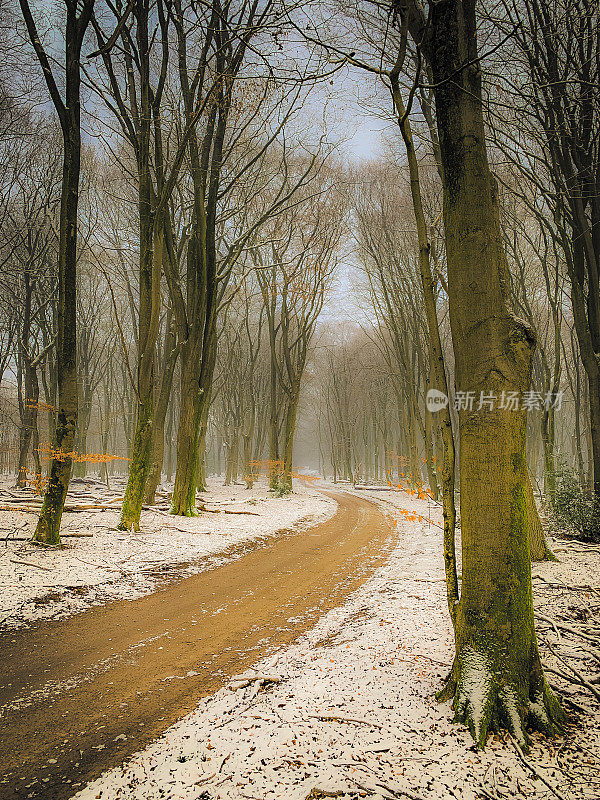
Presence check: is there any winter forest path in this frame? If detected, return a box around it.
[0,491,395,800]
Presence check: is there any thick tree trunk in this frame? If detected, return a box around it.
[32,40,81,543]
[119,230,162,529]
[407,0,564,747]
[19,0,94,544]
[171,313,217,514]
[118,13,160,529]
[171,347,203,516]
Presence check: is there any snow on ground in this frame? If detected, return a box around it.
[0,476,336,629]
[73,485,600,800]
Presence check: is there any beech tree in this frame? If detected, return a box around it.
[396,0,564,746]
[255,173,343,492]
[18,0,95,544]
[495,0,600,499]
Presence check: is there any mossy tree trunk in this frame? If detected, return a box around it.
[118,1,161,532]
[118,211,162,530]
[19,0,94,545]
[171,342,205,516]
[400,0,564,748]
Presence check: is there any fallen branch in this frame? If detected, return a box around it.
[229,675,281,690]
[347,776,422,800]
[10,558,53,571]
[162,525,211,535]
[543,640,600,702]
[197,504,261,516]
[537,615,600,647]
[532,575,600,591]
[0,503,123,513]
[311,715,383,729]
[509,736,570,800]
[1,533,93,541]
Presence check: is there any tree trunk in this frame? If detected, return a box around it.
[268,337,280,490]
[196,396,210,491]
[243,403,256,489]
[73,388,92,479]
[573,357,586,487]
[588,368,600,497]
[280,392,299,493]
[171,346,203,516]
[17,362,37,489]
[423,404,440,500]
[118,230,163,529]
[390,80,458,616]
[172,311,217,514]
[27,3,90,544]
[408,0,564,747]
[144,321,178,504]
[527,474,557,562]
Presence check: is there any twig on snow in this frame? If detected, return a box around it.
[311,715,383,729]
[10,558,52,571]
[346,775,423,800]
[544,638,600,701]
[509,736,570,800]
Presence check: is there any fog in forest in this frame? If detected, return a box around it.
[2,1,600,796]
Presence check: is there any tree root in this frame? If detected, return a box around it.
[437,647,565,751]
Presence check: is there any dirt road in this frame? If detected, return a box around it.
[0,491,394,800]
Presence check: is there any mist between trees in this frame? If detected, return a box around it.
[1,0,599,749]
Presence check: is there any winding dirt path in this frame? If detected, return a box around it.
[0,491,394,800]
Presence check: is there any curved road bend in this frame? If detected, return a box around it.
[0,491,394,800]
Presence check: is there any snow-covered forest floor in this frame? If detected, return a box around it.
[0,477,335,629]
[69,485,600,800]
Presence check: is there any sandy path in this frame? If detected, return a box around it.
[0,491,394,800]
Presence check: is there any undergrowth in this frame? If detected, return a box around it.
[547,464,600,543]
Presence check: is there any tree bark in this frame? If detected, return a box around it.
[118,3,161,531]
[390,78,458,619]
[401,0,564,748]
[527,474,557,562]
[280,391,299,493]
[144,318,178,504]
[18,0,94,545]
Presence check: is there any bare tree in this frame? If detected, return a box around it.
[18,0,95,544]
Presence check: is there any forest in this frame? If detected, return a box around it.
[0,1,599,799]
